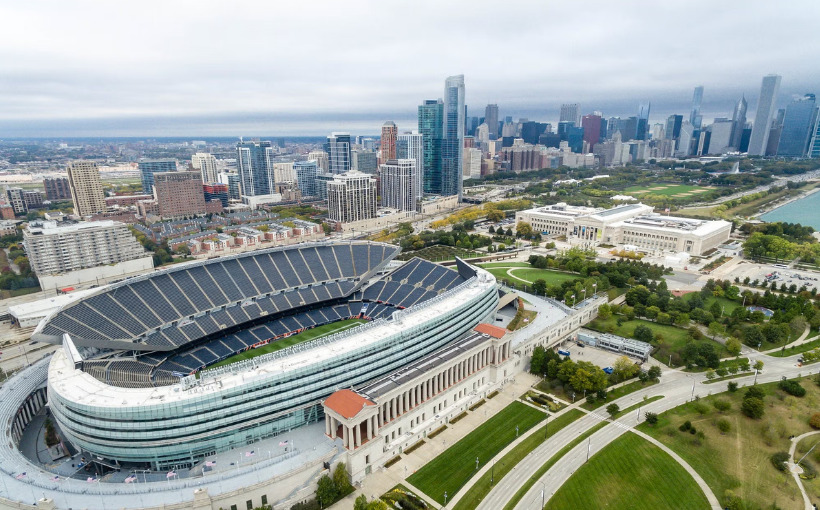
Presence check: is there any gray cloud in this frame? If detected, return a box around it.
[0,0,818,136]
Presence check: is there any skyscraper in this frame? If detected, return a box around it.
[379,159,418,212]
[665,115,683,141]
[690,86,704,129]
[441,75,465,198]
[581,114,604,150]
[308,150,329,173]
[191,153,219,183]
[294,161,320,198]
[153,171,206,220]
[326,171,377,224]
[748,74,782,156]
[138,159,177,195]
[636,103,651,141]
[485,104,499,140]
[418,99,444,194]
[43,177,71,201]
[809,114,820,159]
[777,94,818,157]
[676,121,695,157]
[380,121,397,162]
[351,150,378,174]
[66,160,106,217]
[560,104,580,124]
[236,141,275,197]
[396,132,424,200]
[325,132,352,174]
[730,96,748,149]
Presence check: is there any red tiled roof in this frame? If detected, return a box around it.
[324,389,375,419]
[474,323,506,339]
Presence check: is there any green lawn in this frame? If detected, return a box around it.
[451,409,583,510]
[581,379,659,411]
[768,335,820,357]
[206,319,367,370]
[478,261,532,268]
[485,266,580,286]
[624,184,710,197]
[587,316,730,364]
[546,432,710,510]
[407,401,546,505]
[637,378,820,510]
[682,293,742,314]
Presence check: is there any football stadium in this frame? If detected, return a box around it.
[34,241,499,470]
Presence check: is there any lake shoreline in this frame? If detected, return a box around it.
[758,184,820,222]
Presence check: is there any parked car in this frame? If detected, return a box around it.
[603,366,614,374]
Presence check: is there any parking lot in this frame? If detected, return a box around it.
[724,261,820,291]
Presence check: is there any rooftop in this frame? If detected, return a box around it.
[324,389,375,419]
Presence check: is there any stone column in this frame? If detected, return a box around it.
[342,424,349,449]
[354,423,362,449]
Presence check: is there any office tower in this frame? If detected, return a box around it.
[651,123,665,141]
[441,75,465,198]
[325,132,352,174]
[748,74,782,156]
[351,150,378,174]
[485,104,499,140]
[730,96,748,149]
[153,171,206,219]
[568,127,585,153]
[767,109,785,156]
[708,119,735,154]
[308,150,329,172]
[66,160,107,217]
[315,174,334,201]
[468,116,479,137]
[560,104,580,124]
[236,141,275,197]
[418,99,444,194]
[665,115,683,140]
[43,177,71,201]
[138,159,177,195]
[636,103,651,140]
[809,114,820,158]
[294,161,321,197]
[218,172,241,200]
[326,171,377,223]
[777,94,818,157]
[380,121,397,162]
[272,162,295,183]
[676,121,695,157]
[690,86,704,129]
[396,132,424,200]
[463,148,483,180]
[191,153,219,183]
[581,114,604,150]
[557,121,574,141]
[379,159,418,211]
[203,183,229,207]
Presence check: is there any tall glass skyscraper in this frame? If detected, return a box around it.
[138,159,177,195]
[442,75,465,199]
[236,141,274,197]
[730,95,748,149]
[325,132,352,174]
[748,74,782,156]
[776,94,818,157]
[418,99,443,194]
[690,86,704,129]
[397,132,424,201]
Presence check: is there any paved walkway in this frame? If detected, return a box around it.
[761,325,813,355]
[788,430,820,510]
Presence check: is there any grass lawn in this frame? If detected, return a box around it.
[451,409,584,510]
[478,262,532,268]
[206,319,367,370]
[0,286,42,300]
[682,293,742,314]
[407,401,546,505]
[795,435,820,503]
[769,336,820,357]
[624,184,710,197]
[485,266,580,286]
[546,432,710,510]
[581,379,659,411]
[636,377,820,510]
[396,245,481,262]
[586,316,730,364]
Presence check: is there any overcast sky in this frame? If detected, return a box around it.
[1,0,818,137]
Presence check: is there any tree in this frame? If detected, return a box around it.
[354,494,369,510]
[725,338,742,356]
[716,367,728,377]
[569,368,594,393]
[705,368,716,380]
[505,228,513,237]
[644,412,659,425]
[741,397,765,419]
[487,209,504,222]
[708,321,725,339]
[753,360,764,372]
[530,346,547,375]
[546,359,559,379]
[606,403,620,418]
[633,324,654,344]
[316,475,339,507]
[556,360,578,382]
[532,279,548,296]
[674,313,690,327]
[612,356,638,382]
[597,303,612,320]
[333,463,351,494]
[647,365,662,381]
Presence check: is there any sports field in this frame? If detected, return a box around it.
[207,318,367,369]
[624,184,713,198]
[546,432,710,510]
[482,266,580,286]
[407,401,545,505]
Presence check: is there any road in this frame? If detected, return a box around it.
[472,351,807,510]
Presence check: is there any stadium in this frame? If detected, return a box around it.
[33,241,499,470]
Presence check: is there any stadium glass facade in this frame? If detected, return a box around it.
[47,270,497,469]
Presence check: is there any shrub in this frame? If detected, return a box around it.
[689,427,697,435]
[713,399,731,412]
[727,381,738,392]
[799,459,817,480]
[679,420,692,432]
[745,386,765,399]
[741,397,765,419]
[693,402,710,415]
[644,412,658,425]
[810,412,820,430]
[778,379,806,397]
[717,418,731,433]
[770,451,790,472]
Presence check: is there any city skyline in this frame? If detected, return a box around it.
[1,0,818,137]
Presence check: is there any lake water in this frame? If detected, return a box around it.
[759,191,820,229]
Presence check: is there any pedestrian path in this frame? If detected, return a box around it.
[787,430,820,510]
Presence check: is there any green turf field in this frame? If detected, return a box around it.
[207,319,367,370]
[546,432,710,510]
[624,184,712,197]
[407,401,545,505]
[484,266,580,286]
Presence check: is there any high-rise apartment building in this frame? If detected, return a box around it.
[218,172,242,200]
[203,183,229,207]
[396,132,424,200]
[380,122,397,162]
[273,162,295,183]
[43,177,71,201]
[418,99,443,194]
[485,104,499,140]
[351,150,378,174]
[748,74,782,156]
[308,150,329,172]
[66,160,107,217]
[191,153,219,183]
[379,159,418,212]
[560,104,580,125]
[236,141,275,197]
[730,96,748,149]
[138,159,177,195]
[153,171,206,220]
[690,86,704,129]
[326,171,377,224]
[294,161,321,198]
[326,133,352,174]
[463,148,483,180]
[442,75,465,198]
[777,94,818,157]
